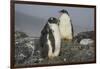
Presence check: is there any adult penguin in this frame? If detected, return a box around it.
[40,17,61,59]
[58,9,73,42]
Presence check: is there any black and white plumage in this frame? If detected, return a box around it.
[40,17,61,59]
[58,9,73,41]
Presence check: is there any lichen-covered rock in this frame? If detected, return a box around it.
[14,31,95,66]
[80,39,94,45]
[15,44,33,64]
[73,31,94,43]
[15,31,28,39]
[15,31,38,65]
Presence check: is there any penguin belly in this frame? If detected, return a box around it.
[47,34,53,59]
[49,24,61,57]
[59,14,73,41]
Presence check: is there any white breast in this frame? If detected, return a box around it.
[49,23,61,57]
[59,13,72,40]
[47,34,53,58]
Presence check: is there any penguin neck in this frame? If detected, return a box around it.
[48,23,60,37]
[60,13,70,19]
[48,23,58,30]
[59,13,70,25]
[48,23,61,40]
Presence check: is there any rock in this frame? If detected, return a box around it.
[73,31,94,43]
[15,31,28,39]
[14,31,95,66]
[15,31,39,65]
[15,45,33,64]
[80,39,94,45]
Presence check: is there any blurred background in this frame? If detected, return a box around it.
[15,4,94,37]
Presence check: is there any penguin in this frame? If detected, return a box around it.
[58,9,73,42]
[40,17,61,59]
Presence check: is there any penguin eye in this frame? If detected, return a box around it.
[51,18,53,20]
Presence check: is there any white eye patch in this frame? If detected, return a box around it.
[50,17,53,21]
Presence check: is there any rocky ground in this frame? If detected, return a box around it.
[14,31,95,67]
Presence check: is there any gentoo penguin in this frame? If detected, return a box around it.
[58,9,73,42]
[40,17,61,59]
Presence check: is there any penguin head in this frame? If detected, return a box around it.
[59,9,69,15]
[48,17,59,24]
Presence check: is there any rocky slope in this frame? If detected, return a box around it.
[14,31,95,66]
